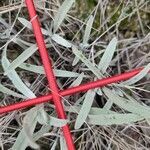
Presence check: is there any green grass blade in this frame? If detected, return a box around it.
[65,105,144,125]
[48,116,68,127]
[65,106,117,115]
[103,99,113,110]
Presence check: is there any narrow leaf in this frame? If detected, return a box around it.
[0,84,26,99]
[12,107,38,150]
[18,17,32,29]
[23,115,39,149]
[4,42,50,75]
[103,87,150,118]
[37,110,68,127]
[88,113,143,125]
[60,136,67,150]
[83,15,94,46]
[66,105,142,126]
[69,72,85,87]
[48,116,68,127]
[98,37,117,73]
[65,106,117,115]
[18,17,49,36]
[2,44,35,98]
[51,138,58,150]
[33,125,51,141]
[53,0,75,33]
[19,63,81,78]
[51,34,72,47]
[72,56,79,66]
[103,99,113,110]
[121,63,150,85]
[75,90,96,129]
[72,46,102,78]
[4,44,38,75]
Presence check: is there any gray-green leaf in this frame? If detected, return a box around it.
[51,34,72,47]
[75,90,96,129]
[98,37,117,73]
[82,15,94,46]
[121,63,150,85]
[53,0,75,33]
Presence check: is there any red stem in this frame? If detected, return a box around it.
[25,0,75,149]
[0,67,145,114]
